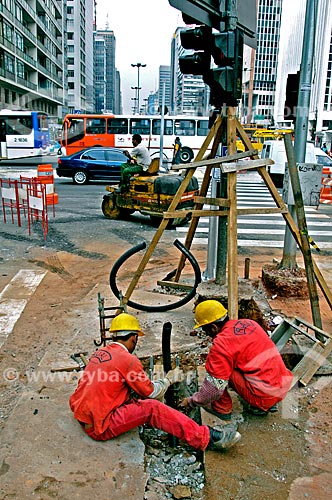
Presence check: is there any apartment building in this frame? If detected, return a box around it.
[66,0,94,113]
[0,0,64,118]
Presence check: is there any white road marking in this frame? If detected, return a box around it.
[0,270,46,348]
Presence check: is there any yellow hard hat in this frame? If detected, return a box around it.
[109,313,144,337]
[194,300,228,329]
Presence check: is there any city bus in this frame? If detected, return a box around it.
[60,114,210,163]
[0,110,50,159]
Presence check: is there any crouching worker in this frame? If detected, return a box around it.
[69,312,241,452]
[180,300,293,419]
[120,134,151,190]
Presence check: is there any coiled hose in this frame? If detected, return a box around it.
[109,239,201,312]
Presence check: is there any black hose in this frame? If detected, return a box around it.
[109,239,201,312]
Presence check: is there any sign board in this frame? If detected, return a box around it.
[282,163,323,206]
[168,0,256,47]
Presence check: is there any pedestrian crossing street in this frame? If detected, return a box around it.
[176,174,332,250]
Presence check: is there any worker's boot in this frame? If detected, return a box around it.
[203,406,232,421]
[207,424,241,451]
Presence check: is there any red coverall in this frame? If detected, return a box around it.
[69,343,210,450]
[188,319,293,415]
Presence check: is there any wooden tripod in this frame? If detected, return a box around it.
[120,110,332,320]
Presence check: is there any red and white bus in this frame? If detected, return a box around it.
[60,114,210,163]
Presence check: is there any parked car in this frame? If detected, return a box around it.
[314,147,332,167]
[56,147,126,185]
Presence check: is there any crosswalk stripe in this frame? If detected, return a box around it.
[0,270,46,349]
[178,178,332,249]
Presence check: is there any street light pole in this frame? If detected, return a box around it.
[131,62,146,114]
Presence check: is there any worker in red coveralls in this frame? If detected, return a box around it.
[69,312,241,451]
[180,300,293,420]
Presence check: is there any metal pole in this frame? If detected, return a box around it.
[280,0,315,269]
[202,175,218,281]
[161,322,178,447]
[159,83,165,171]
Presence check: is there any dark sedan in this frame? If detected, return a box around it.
[56,147,127,184]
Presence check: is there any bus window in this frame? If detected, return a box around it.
[130,118,150,135]
[38,113,49,131]
[86,118,106,135]
[197,119,209,136]
[107,118,128,134]
[7,116,32,135]
[152,119,173,135]
[65,118,84,144]
[174,119,195,136]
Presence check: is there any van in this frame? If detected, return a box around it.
[261,140,316,187]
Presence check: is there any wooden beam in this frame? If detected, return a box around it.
[163,209,229,218]
[170,148,258,171]
[220,158,274,173]
[157,280,194,291]
[227,107,238,319]
[194,196,230,207]
[237,207,288,215]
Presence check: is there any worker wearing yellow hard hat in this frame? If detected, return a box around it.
[180,300,293,419]
[70,312,241,452]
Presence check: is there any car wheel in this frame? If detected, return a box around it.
[180,146,194,163]
[102,195,121,219]
[73,170,88,185]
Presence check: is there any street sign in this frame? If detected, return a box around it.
[168,0,256,48]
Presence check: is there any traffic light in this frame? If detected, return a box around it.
[178,25,244,106]
[179,26,212,75]
[208,29,244,103]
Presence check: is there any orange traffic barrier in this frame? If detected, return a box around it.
[37,164,58,206]
[319,166,332,204]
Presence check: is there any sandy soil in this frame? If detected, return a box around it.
[0,227,332,499]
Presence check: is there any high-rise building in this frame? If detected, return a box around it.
[170,28,209,116]
[0,0,64,118]
[94,35,107,114]
[66,0,94,114]
[94,27,116,113]
[245,0,332,143]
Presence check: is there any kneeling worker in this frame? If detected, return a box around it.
[120,134,151,190]
[180,300,293,419]
[69,312,241,452]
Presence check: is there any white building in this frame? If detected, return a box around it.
[249,0,332,145]
[66,0,94,113]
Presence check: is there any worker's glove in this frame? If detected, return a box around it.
[166,367,184,385]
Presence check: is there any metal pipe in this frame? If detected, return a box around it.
[244,257,250,279]
[161,322,178,447]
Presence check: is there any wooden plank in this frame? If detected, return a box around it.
[295,316,332,339]
[220,158,274,173]
[163,209,229,218]
[194,196,230,207]
[299,340,332,386]
[291,339,332,387]
[237,207,288,216]
[170,148,258,171]
[157,280,193,291]
[227,107,238,319]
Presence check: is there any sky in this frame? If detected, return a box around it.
[96,0,183,113]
